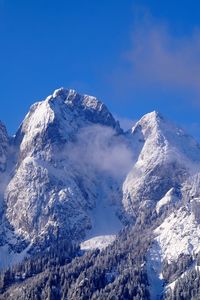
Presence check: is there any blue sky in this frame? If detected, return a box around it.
[1,0,200,139]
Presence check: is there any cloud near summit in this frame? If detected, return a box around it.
[63,124,134,179]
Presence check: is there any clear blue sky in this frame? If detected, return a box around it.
[1,0,200,139]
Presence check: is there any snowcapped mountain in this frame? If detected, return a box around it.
[1,88,200,299]
[4,89,125,256]
[123,111,200,216]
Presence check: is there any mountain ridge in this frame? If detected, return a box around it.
[1,88,200,299]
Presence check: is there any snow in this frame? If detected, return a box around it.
[81,177,122,251]
[52,87,70,98]
[82,95,102,111]
[153,208,200,262]
[149,208,200,297]
[146,209,199,300]
[146,247,164,300]
[166,265,200,294]
[123,110,200,216]
[19,100,54,154]
[121,112,200,296]
[85,186,122,239]
[156,190,172,213]
[3,87,124,265]
[80,235,116,251]
[78,169,122,252]
[156,188,178,214]
[80,198,121,251]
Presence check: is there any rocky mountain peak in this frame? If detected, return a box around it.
[15,88,122,159]
[131,110,166,138]
[47,87,121,131]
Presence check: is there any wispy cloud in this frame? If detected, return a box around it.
[114,115,136,131]
[63,125,134,179]
[111,9,200,102]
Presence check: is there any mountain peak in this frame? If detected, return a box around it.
[16,88,122,157]
[46,88,122,133]
[131,110,200,161]
[131,110,164,138]
[136,110,163,126]
[52,87,75,99]
[142,110,163,121]
[45,87,112,115]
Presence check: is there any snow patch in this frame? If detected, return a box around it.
[154,208,200,262]
[146,244,164,300]
[80,235,116,251]
[156,188,177,214]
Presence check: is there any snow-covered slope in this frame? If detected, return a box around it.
[122,111,200,217]
[16,88,121,159]
[80,235,116,251]
[149,172,200,269]
[120,111,200,298]
[4,88,124,257]
[154,207,200,262]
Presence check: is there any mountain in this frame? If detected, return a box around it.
[122,111,200,299]
[2,88,124,262]
[1,88,200,299]
[123,111,200,217]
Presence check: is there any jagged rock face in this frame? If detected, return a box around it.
[0,122,9,173]
[0,122,10,249]
[15,88,121,160]
[122,111,200,217]
[5,89,123,246]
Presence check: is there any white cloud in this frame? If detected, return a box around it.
[63,125,134,178]
[110,10,200,104]
[114,115,136,131]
